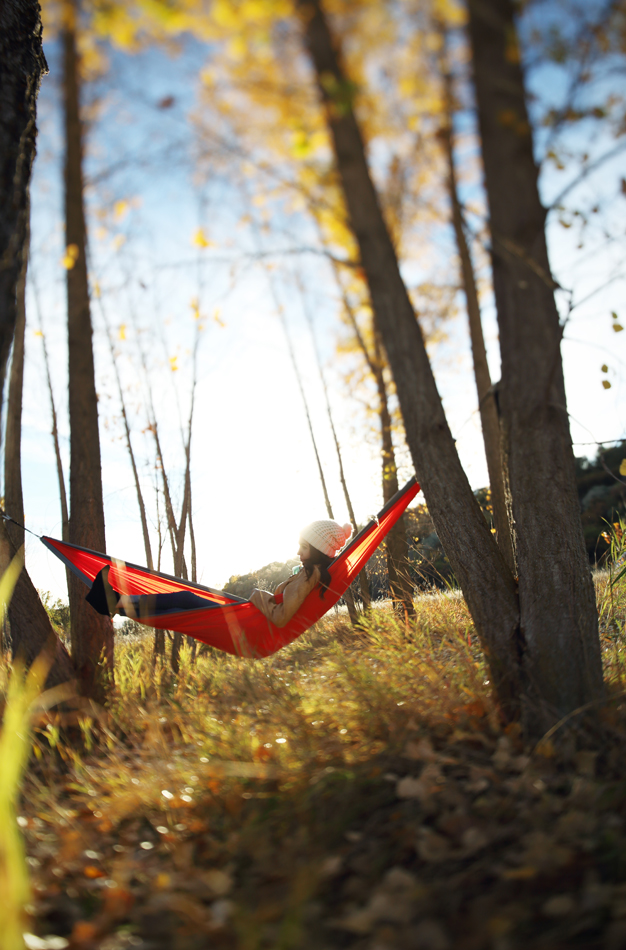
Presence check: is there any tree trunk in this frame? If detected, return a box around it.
[0,0,47,417]
[372,330,415,618]
[33,287,72,592]
[467,0,603,728]
[0,1,72,689]
[268,265,360,625]
[100,302,154,571]
[63,4,114,702]
[332,263,414,616]
[297,270,371,610]
[438,42,516,574]
[1,523,74,689]
[4,233,27,550]
[298,0,523,722]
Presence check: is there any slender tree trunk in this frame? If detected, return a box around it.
[297,271,371,610]
[467,0,603,728]
[276,296,360,625]
[438,39,515,574]
[334,266,413,616]
[372,330,415,618]
[247,207,359,623]
[153,481,165,663]
[170,387,195,674]
[33,287,72,594]
[298,0,523,722]
[99,301,154,570]
[62,3,113,701]
[4,231,27,550]
[187,492,198,662]
[0,0,47,416]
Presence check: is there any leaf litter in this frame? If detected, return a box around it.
[6,575,626,950]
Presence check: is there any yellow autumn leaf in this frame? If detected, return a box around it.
[602,379,612,389]
[620,460,626,477]
[113,234,126,250]
[92,281,101,298]
[213,0,239,28]
[114,199,129,220]
[192,228,212,249]
[291,130,312,158]
[118,324,127,341]
[213,309,225,328]
[227,35,247,59]
[169,356,179,372]
[33,330,43,338]
[61,244,80,269]
[613,323,624,333]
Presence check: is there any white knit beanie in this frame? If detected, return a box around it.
[300,520,352,558]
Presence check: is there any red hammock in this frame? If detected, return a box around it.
[42,478,419,657]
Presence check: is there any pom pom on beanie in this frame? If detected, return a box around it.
[300,520,352,558]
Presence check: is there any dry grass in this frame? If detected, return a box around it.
[2,577,626,950]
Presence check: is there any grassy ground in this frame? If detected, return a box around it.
[3,574,626,950]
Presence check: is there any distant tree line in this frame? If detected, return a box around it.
[222,445,626,603]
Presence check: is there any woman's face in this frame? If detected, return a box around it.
[297,539,312,563]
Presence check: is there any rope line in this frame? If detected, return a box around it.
[0,509,41,539]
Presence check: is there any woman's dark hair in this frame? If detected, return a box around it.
[302,545,333,598]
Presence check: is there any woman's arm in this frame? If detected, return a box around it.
[250,566,320,628]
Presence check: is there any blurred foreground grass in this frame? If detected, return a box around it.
[2,574,626,950]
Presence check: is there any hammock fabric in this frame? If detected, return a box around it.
[42,477,420,658]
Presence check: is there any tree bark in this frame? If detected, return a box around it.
[467,0,603,728]
[4,231,27,550]
[0,0,47,419]
[63,2,114,701]
[298,0,523,722]
[1,524,75,689]
[0,1,72,690]
[438,41,516,574]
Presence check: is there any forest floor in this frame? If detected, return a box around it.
[8,572,626,950]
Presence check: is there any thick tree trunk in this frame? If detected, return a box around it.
[63,6,114,702]
[4,238,27,550]
[467,0,603,728]
[1,524,74,689]
[438,48,516,574]
[299,0,523,721]
[0,0,47,415]
[0,2,72,689]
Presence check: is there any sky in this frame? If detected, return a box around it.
[17,9,626,603]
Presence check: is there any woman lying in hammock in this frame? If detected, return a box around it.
[86,519,352,628]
